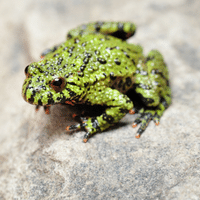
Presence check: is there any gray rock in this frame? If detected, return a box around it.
[0,0,199,199]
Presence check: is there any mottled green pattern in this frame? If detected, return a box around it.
[22,21,171,142]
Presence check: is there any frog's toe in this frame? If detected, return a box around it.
[83,132,90,143]
[129,108,136,115]
[44,105,51,114]
[153,114,160,126]
[132,111,153,138]
[66,123,81,132]
[131,112,144,128]
[35,105,40,112]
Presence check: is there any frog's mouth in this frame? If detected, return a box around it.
[22,83,65,106]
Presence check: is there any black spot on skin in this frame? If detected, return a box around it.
[84,82,89,87]
[53,53,59,57]
[38,99,43,106]
[52,46,58,52]
[102,113,114,124]
[123,51,130,58]
[94,77,98,84]
[68,47,75,53]
[106,47,111,51]
[74,38,80,43]
[110,72,116,80]
[82,42,86,47]
[97,57,107,64]
[126,77,132,86]
[28,90,36,104]
[95,21,104,32]
[68,82,77,86]
[146,56,155,62]
[114,58,121,65]
[38,68,44,73]
[63,47,68,51]
[47,91,53,99]
[83,57,90,64]
[85,52,92,58]
[71,64,76,67]
[80,65,86,72]
[63,64,68,68]
[67,33,72,39]
[131,59,136,65]
[166,80,170,86]
[66,88,76,97]
[91,117,101,131]
[57,58,63,65]
[95,50,100,55]
[77,72,84,77]
[126,99,132,104]
[103,73,107,77]
[137,93,154,105]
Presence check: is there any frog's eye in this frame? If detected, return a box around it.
[24,65,29,76]
[51,77,66,93]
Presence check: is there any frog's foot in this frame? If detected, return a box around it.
[35,105,40,112]
[35,105,51,114]
[44,105,51,114]
[65,116,102,142]
[66,88,133,142]
[129,108,136,115]
[132,108,161,138]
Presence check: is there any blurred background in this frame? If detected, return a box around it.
[0,0,200,199]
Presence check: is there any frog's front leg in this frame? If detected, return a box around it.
[133,50,172,138]
[66,88,133,142]
[67,21,136,40]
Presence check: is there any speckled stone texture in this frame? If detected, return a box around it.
[0,0,200,199]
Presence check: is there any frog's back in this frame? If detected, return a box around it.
[42,34,143,92]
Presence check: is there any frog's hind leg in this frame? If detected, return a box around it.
[66,88,133,142]
[67,22,136,40]
[132,50,172,138]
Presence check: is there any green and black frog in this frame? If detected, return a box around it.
[22,21,171,142]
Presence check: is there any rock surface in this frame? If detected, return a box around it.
[0,0,200,199]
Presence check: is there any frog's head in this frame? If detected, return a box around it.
[22,63,67,106]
